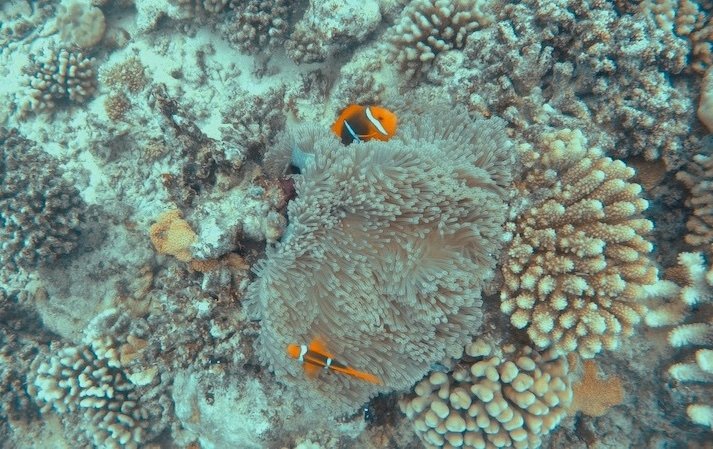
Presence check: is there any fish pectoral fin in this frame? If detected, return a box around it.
[308,337,334,358]
[303,362,322,378]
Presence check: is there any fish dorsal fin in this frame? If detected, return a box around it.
[308,337,334,359]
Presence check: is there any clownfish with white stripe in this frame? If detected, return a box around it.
[286,338,381,384]
[331,104,398,145]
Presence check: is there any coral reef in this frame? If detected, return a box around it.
[389,0,492,79]
[500,129,657,358]
[219,0,290,53]
[28,315,170,449]
[677,142,713,251]
[0,128,85,271]
[19,45,97,115]
[647,252,713,430]
[400,337,572,449]
[440,0,697,170]
[55,0,106,49]
[248,108,515,413]
[286,0,381,63]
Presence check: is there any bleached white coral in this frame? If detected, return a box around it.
[56,0,106,48]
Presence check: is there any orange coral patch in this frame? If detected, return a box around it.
[149,210,197,262]
[570,359,625,417]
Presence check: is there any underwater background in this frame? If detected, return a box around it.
[1,0,712,448]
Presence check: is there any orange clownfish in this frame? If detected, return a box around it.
[286,338,381,385]
[331,104,398,145]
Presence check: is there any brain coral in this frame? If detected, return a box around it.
[400,337,572,449]
[247,108,515,413]
[500,128,657,359]
[0,128,85,270]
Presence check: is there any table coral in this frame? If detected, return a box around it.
[500,129,658,359]
[0,128,85,271]
[399,337,572,449]
[676,143,713,250]
[218,0,290,53]
[247,108,515,414]
[28,334,169,449]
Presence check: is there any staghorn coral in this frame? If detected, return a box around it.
[648,252,713,431]
[28,317,170,449]
[676,141,713,250]
[500,128,657,359]
[56,0,106,48]
[219,0,290,53]
[399,337,572,449]
[0,128,85,271]
[389,0,492,79]
[247,107,515,414]
[19,45,97,115]
[285,0,381,63]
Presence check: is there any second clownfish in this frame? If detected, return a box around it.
[331,104,398,145]
[287,338,381,384]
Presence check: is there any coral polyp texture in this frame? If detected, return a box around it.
[399,337,572,449]
[649,252,713,430]
[389,0,492,79]
[247,109,514,413]
[19,46,97,115]
[28,334,168,449]
[0,128,85,270]
[677,147,713,251]
[500,129,657,359]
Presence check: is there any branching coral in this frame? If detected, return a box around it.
[500,129,657,359]
[19,45,97,115]
[149,209,198,262]
[0,128,85,270]
[677,142,713,250]
[285,0,381,63]
[399,337,572,449]
[389,0,492,79]
[247,108,515,413]
[647,252,713,431]
[219,0,290,53]
[28,315,170,449]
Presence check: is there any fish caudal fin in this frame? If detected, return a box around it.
[348,368,381,385]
